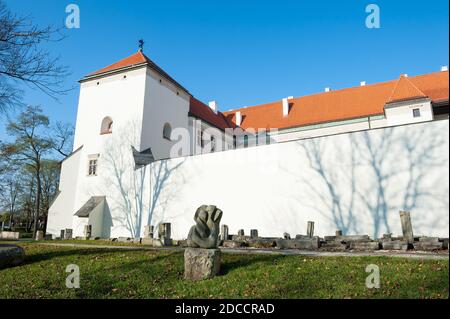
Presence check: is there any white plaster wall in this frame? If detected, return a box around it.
[139,70,190,159]
[61,68,148,238]
[73,67,147,152]
[143,119,449,240]
[46,148,82,236]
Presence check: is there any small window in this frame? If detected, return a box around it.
[211,136,216,152]
[197,130,202,146]
[100,117,113,134]
[200,131,205,148]
[163,123,172,140]
[88,159,98,176]
[266,133,271,145]
[413,108,421,118]
[244,135,249,148]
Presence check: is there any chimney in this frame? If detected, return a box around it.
[324,87,331,92]
[441,66,448,71]
[282,98,289,117]
[235,111,242,126]
[360,81,366,86]
[208,100,218,114]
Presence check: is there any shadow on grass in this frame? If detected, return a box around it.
[220,253,286,276]
[21,247,146,266]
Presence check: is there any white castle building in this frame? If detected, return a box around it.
[47,51,449,240]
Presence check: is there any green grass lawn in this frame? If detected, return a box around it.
[0,243,448,299]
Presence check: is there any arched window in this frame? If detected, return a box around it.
[163,123,172,140]
[100,117,113,134]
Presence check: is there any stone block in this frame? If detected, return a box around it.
[307,221,315,237]
[381,240,409,251]
[220,225,229,241]
[276,237,320,250]
[231,235,251,241]
[117,237,131,243]
[35,231,44,241]
[64,229,73,240]
[184,248,221,281]
[0,231,20,240]
[237,229,245,236]
[336,235,371,243]
[399,211,414,244]
[44,234,52,240]
[413,241,443,251]
[141,238,172,247]
[349,241,380,251]
[143,225,154,238]
[247,239,276,249]
[0,244,25,269]
[439,238,449,249]
[324,236,336,242]
[132,238,142,244]
[419,237,440,242]
[221,240,247,248]
[335,230,343,237]
[283,232,291,240]
[158,223,171,240]
[320,241,348,251]
[250,229,259,239]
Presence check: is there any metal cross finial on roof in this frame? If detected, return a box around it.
[138,39,144,52]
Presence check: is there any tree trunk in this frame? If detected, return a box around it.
[33,168,41,238]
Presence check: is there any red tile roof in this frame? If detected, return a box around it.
[223,71,449,130]
[84,51,189,93]
[83,51,448,131]
[189,97,236,131]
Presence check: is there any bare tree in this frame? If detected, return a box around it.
[52,121,74,157]
[0,106,53,237]
[0,0,69,112]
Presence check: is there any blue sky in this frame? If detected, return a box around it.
[1,0,448,140]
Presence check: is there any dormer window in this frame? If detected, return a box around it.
[100,117,113,134]
[163,123,172,140]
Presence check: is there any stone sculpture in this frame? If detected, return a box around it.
[185,205,223,281]
[187,205,223,249]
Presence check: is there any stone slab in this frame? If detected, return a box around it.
[0,244,25,269]
[320,241,349,251]
[231,235,251,242]
[276,238,320,250]
[0,231,20,240]
[381,240,409,251]
[349,241,380,251]
[141,238,173,247]
[221,240,248,248]
[413,242,443,251]
[336,235,371,243]
[419,237,440,242]
[184,248,221,281]
[247,239,276,249]
[439,238,449,249]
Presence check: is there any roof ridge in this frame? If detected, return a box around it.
[387,74,427,103]
[87,51,147,76]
